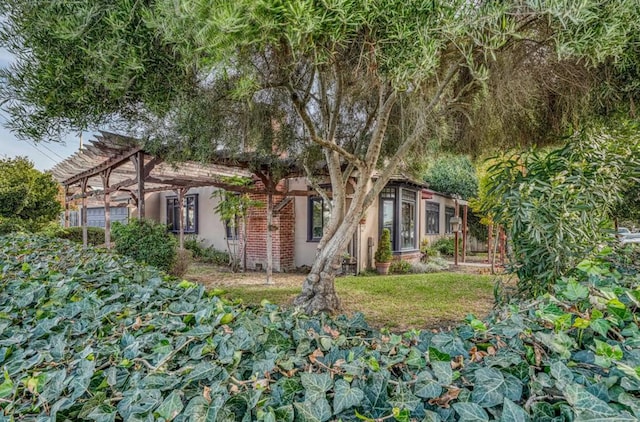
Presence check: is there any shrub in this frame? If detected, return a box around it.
[389,260,412,274]
[53,226,106,246]
[432,236,458,256]
[0,217,24,235]
[170,248,193,277]
[411,258,450,273]
[112,219,177,272]
[184,235,230,265]
[3,234,640,420]
[374,228,392,263]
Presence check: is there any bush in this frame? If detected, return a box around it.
[432,236,458,256]
[374,228,392,263]
[3,234,640,421]
[112,219,177,272]
[389,260,412,274]
[170,248,193,277]
[184,235,230,265]
[0,217,24,235]
[53,226,106,246]
[411,258,450,273]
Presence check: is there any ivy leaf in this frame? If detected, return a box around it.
[300,372,332,403]
[500,398,529,422]
[562,280,589,300]
[0,370,13,399]
[414,377,442,399]
[155,391,184,421]
[453,402,489,421]
[564,384,636,421]
[472,367,504,408]
[333,379,364,414]
[294,398,332,422]
[406,347,426,369]
[87,404,117,422]
[388,383,420,412]
[184,395,225,422]
[432,361,453,385]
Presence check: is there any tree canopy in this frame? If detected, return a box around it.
[0,156,61,231]
[2,0,640,312]
[423,155,478,199]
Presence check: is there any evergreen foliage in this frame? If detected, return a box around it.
[0,156,61,231]
[423,156,478,199]
[3,235,640,420]
[111,219,177,272]
[375,228,393,264]
[479,124,640,295]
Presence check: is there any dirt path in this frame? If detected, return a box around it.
[186,262,305,288]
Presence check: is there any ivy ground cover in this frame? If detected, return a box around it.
[2,235,640,421]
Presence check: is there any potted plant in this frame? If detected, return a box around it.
[375,228,393,275]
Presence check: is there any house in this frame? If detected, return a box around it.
[53,133,471,273]
[143,178,468,273]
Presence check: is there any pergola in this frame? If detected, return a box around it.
[51,132,254,249]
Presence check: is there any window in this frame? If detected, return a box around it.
[225,217,239,240]
[378,186,418,251]
[401,190,416,249]
[167,194,198,234]
[425,202,440,234]
[444,206,456,234]
[308,197,330,241]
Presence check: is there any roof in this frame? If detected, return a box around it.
[51,132,253,199]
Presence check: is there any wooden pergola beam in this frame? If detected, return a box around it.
[62,146,142,186]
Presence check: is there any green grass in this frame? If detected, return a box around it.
[222,272,496,331]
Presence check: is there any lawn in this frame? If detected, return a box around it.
[187,264,497,331]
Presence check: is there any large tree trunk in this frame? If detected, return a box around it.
[294,212,361,313]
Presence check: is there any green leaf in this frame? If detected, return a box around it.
[406,347,426,369]
[472,367,504,408]
[0,370,13,399]
[389,383,420,412]
[564,384,636,421]
[87,404,117,422]
[500,398,529,422]
[294,398,331,422]
[333,379,364,414]
[432,361,452,385]
[453,402,489,421]
[155,391,184,421]
[300,372,332,403]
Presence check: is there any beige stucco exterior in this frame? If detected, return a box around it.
[142,180,468,273]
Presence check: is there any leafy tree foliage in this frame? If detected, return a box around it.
[423,155,478,199]
[0,156,61,231]
[3,234,640,420]
[2,1,639,312]
[479,124,640,295]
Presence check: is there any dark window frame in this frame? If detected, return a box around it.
[307,196,330,242]
[166,194,199,234]
[378,185,419,252]
[425,202,440,235]
[444,206,456,234]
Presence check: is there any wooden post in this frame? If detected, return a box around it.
[64,186,70,228]
[135,151,146,219]
[266,190,274,285]
[80,177,88,248]
[100,169,112,248]
[454,200,459,266]
[462,204,468,263]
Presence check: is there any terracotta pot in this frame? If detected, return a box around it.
[376,262,391,275]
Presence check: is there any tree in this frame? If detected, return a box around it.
[0,156,62,231]
[423,155,478,199]
[2,1,639,312]
[212,177,263,274]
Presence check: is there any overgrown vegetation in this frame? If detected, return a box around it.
[480,126,640,296]
[3,234,640,420]
[112,219,177,272]
[50,226,106,246]
[184,236,231,266]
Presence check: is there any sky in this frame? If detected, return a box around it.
[0,46,86,171]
